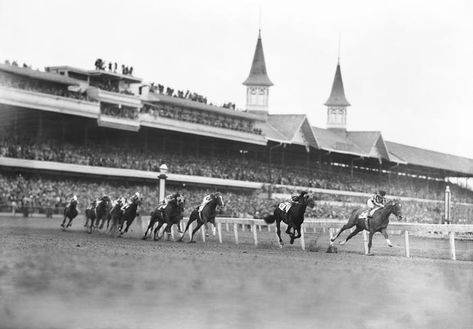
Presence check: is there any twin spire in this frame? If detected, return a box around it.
[243,30,273,87]
[325,62,350,107]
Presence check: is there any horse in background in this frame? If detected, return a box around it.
[264,192,314,247]
[179,192,224,243]
[143,195,185,241]
[88,196,112,234]
[61,197,78,230]
[84,200,97,229]
[330,199,403,255]
[108,198,125,234]
[118,195,142,237]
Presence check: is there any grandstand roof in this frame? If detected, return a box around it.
[385,141,473,176]
[0,63,79,86]
[324,62,350,107]
[145,92,264,121]
[243,31,274,87]
[263,114,318,147]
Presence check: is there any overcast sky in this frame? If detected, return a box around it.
[1,0,472,159]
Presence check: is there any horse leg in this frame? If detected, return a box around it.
[367,231,375,255]
[164,223,172,241]
[189,222,204,243]
[331,223,356,243]
[61,215,66,228]
[142,218,155,240]
[339,226,362,245]
[381,228,393,247]
[66,217,73,228]
[290,225,302,245]
[178,215,196,242]
[276,218,284,247]
[153,221,165,241]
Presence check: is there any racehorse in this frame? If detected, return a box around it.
[118,196,142,237]
[178,192,224,243]
[60,198,78,230]
[143,195,185,241]
[264,192,313,247]
[88,196,112,234]
[108,198,124,234]
[330,199,403,255]
[84,200,97,229]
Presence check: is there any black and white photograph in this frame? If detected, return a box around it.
[0,0,472,328]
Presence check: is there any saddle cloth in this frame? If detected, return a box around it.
[198,195,212,212]
[278,202,292,213]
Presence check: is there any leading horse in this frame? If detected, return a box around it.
[330,199,403,255]
[264,192,314,247]
[143,195,185,241]
[179,192,224,243]
[61,198,78,230]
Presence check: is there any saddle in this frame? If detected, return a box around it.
[358,210,370,230]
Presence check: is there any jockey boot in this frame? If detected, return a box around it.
[366,216,371,230]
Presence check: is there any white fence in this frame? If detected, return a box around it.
[141,217,473,261]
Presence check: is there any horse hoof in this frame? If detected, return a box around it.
[388,244,393,248]
[188,240,196,244]
[142,236,147,240]
[177,239,183,243]
[279,244,283,248]
[339,241,346,245]
[366,253,374,256]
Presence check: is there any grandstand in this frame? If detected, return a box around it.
[0,31,472,224]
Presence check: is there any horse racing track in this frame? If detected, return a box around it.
[1,216,472,329]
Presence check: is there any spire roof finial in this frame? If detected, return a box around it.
[243,30,273,86]
[324,61,350,107]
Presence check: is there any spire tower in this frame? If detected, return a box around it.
[325,61,350,130]
[243,30,273,115]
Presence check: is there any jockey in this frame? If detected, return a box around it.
[159,192,181,210]
[291,191,308,203]
[69,195,78,204]
[367,190,386,218]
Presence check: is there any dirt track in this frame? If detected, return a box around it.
[1,216,472,329]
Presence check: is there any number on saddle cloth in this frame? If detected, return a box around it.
[359,210,369,219]
[278,202,292,213]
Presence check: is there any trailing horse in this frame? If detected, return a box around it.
[264,191,313,247]
[118,196,142,237]
[84,200,97,229]
[60,198,78,230]
[143,195,185,241]
[330,199,403,255]
[179,192,224,243]
[87,196,112,234]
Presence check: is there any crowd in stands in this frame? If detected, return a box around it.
[100,103,138,120]
[0,70,93,101]
[89,79,134,95]
[148,82,208,104]
[2,138,473,206]
[94,58,133,76]
[141,104,262,134]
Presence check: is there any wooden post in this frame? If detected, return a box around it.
[313,226,317,233]
[217,222,223,244]
[300,225,306,251]
[233,223,239,245]
[241,224,246,232]
[449,231,456,260]
[363,230,369,255]
[258,225,262,232]
[252,224,258,246]
[225,223,229,232]
[267,225,271,232]
[404,230,410,258]
[201,225,206,242]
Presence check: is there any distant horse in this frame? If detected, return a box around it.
[88,196,112,234]
[60,199,78,230]
[84,200,97,229]
[264,192,313,247]
[179,192,224,243]
[108,198,124,234]
[118,196,142,237]
[330,199,403,255]
[143,195,185,241]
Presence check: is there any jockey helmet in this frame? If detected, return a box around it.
[72,195,77,201]
[133,192,140,199]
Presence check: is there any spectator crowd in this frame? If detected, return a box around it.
[141,104,262,134]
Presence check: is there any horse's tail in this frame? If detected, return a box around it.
[264,214,276,224]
